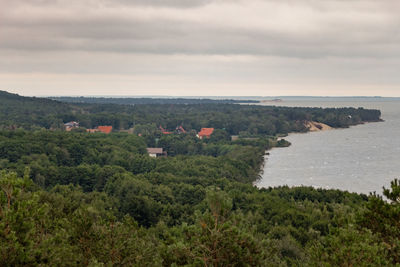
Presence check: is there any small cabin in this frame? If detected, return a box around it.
[64,121,79,131]
[147,148,167,158]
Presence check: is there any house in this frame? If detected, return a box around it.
[98,126,113,134]
[64,121,79,131]
[147,148,167,158]
[175,126,186,134]
[86,125,113,134]
[197,128,214,139]
[159,126,173,135]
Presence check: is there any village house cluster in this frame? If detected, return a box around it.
[64,122,113,134]
[64,122,215,158]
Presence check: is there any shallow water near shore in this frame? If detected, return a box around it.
[256,98,400,195]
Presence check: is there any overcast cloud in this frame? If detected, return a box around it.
[1,0,399,96]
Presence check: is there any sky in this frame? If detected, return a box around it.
[1,0,400,97]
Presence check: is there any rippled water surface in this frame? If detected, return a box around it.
[256,98,400,195]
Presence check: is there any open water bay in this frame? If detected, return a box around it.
[256,98,400,195]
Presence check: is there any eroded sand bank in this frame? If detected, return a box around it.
[304,121,332,131]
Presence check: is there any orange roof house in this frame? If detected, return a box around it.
[197,128,214,139]
[159,126,173,134]
[87,126,113,134]
[97,126,113,134]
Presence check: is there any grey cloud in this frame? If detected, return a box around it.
[115,0,213,8]
[3,0,215,8]
[1,14,399,59]
[2,0,400,59]
[1,0,400,97]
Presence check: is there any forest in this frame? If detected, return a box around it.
[49,96,258,105]
[1,90,398,266]
[0,91,382,134]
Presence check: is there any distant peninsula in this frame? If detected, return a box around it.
[48,96,258,105]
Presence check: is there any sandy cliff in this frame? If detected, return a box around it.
[304,121,332,132]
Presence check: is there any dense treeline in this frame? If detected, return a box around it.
[1,91,381,136]
[0,130,270,225]
[0,91,72,129]
[60,104,382,136]
[1,169,398,266]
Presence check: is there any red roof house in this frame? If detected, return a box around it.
[97,126,113,134]
[176,126,186,134]
[159,126,173,134]
[197,128,214,139]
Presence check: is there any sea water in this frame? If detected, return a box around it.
[256,97,400,195]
